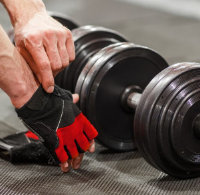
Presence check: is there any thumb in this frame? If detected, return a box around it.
[72,94,79,104]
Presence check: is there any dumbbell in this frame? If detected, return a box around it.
[7,11,79,43]
[60,38,200,178]
[56,26,167,151]
[59,37,168,151]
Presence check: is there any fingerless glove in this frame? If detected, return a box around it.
[16,85,98,163]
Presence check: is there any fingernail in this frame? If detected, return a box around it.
[74,163,80,169]
[47,86,54,93]
[90,143,95,151]
[64,162,69,168]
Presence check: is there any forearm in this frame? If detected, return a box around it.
[0,0,46,26]
[0,25,38,108]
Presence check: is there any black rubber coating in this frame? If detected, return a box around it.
[135,62,200,178]
[48,11,78,30]
[77,42,168,151]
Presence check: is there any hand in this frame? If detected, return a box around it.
[25,93,96,172]
[14,11,75,93]
[60,94,96,172]
[17,86,98,172]
[61,139,95,172]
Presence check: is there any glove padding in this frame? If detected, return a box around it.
[16,85,98,163]
[0,132,56,165]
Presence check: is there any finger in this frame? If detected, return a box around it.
[76,134,90,152]
[64,142,79,159]
[17,46,42,81]
[43,34,62,76]
[25,42,54,93]
[71,153,84,170]
[88,139,95,153]
[72,94,79,104]
[60,161,70,173]
[66,30,75,62]
[57,35,69,68]
[55,131,69,163]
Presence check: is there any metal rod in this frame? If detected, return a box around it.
[127,92,142,110]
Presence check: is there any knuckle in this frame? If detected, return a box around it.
[44,30,55,38]
[25,34,38,43]
[52,62,62,71]
[62,60,70,67]
[69,54,75,62]
[39,62,50,71]
[65,29,72,38]
[56,30,65,37]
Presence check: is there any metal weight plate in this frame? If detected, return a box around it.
[134,63,194,172]
[72,26,127,51]
[134,63,196,175]
[134,63,187,168]
[72,38,120,91]
[63,26,127,92]
[55,66,68,88]
[66,38,120,92]
[135,62,200,178]
[75,42,124,111]
[78,42,168,151]
[48,11,78,30]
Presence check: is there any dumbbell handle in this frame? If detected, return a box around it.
[127,92,142,110]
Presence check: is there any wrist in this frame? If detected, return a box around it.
[1,0,46,27]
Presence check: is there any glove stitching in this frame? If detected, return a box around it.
[56,99,64,131]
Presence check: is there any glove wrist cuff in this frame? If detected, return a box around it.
[16,85,49,118]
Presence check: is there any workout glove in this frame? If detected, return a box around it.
[16,85,98,163]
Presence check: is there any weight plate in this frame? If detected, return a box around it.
[80,42,168,151]
[134,63,187,169]
[64,26,127,92]
[55,66,68,88]
[75,43,123,106]
[48,11,78,30]
[135,62,200,178]
[66,38,119,92]
[134,62,194,173]
[76,42,124,112]
[72,25,127,49]
[72,38,120,91]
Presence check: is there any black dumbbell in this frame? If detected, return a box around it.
[74,42,168,152]
[7,11,79,44]
[60,38,200,178]
[57,27,167,152]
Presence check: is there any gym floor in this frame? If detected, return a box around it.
[1,0,200,194]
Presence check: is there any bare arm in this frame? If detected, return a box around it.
[1,0,46,27]
[1,0,75,93]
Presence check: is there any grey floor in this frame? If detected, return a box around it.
[1,0,200,194]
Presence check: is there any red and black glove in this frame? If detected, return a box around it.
[16,85,98,164]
